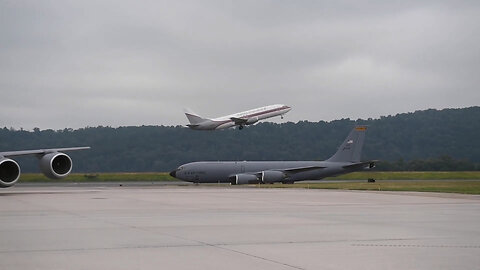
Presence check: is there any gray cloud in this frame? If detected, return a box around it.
[1,0,479,129]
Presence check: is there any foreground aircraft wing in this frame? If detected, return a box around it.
[1,146,91,188]
[0,147,91,158]
[230,117,249,125]
[342,160,378,170]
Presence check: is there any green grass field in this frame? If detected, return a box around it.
[259,181,480,195]
[17,171,480,194]
[325,171,480,180]
[20,172,176,182]
[267,171,480,194]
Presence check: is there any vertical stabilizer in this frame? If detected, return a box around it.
[184,108,208,124]
[327,126,367,163]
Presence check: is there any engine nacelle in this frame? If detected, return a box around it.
[261,170,287,184]
[0,158,21,188]
[39,152,73,179]
[230,174,260,185]
[245,117,259,125]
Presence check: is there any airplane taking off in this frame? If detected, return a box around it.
[0,147,90,188]
[170,126,376,184]
[184,104,291,130]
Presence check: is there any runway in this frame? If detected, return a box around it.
[1,185,479,269]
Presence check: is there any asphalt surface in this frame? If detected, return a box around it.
[1,185,479,270]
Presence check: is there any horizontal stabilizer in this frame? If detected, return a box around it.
[342,160,378,170]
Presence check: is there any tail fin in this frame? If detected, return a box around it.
[184,108,208,125]
[327,126,367,163]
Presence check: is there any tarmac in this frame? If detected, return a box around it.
[1,184,480,270]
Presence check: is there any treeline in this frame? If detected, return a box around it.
[376,156,479,171]
[1,106,479,172]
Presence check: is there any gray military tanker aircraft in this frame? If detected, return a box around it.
[170,126,376,184]
[0,147,90,188]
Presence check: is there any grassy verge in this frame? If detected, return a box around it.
[20,172,176,182]
[19,171,480,183]
[325,171,480,180]
[259,180,480,195]
[17,171,480,194]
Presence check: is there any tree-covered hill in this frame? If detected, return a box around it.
[1,106,479,172]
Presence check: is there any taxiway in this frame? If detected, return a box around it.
[1,185,479,269]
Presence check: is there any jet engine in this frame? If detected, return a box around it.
[245,117,259,125]
[0,158,21,188]
[39,152,73,179]
[261,170,287,184]
[230,174,260,185]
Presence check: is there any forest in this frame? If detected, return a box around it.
[1,106,479,172]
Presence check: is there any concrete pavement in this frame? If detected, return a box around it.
[1,185,479,269]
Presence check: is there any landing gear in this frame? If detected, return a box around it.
[238,125,244,130]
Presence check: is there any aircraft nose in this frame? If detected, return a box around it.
[169,170,177,178]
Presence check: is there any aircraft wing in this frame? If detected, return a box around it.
[0,147,91,158]
[230,117,249,125]
[250,166,325,178]
[282,166,326,174]
[342,160,378,170]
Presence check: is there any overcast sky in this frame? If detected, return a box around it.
[1,0,479,130]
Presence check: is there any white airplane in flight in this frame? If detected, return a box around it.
[0,147,90,188]
[184,104,291,130]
